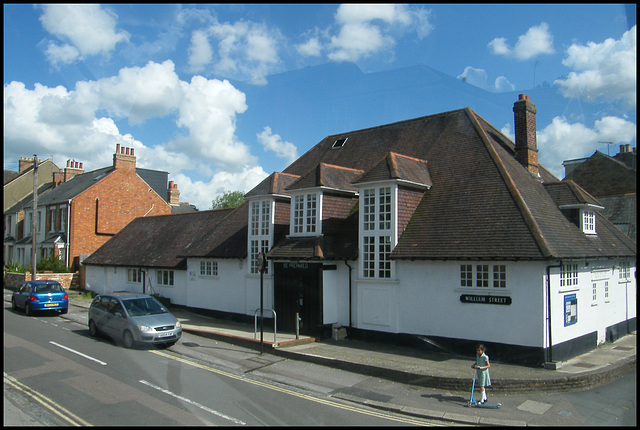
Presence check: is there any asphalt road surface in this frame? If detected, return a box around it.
[4,305,446,426]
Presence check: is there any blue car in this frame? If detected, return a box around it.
[11,280,69,316]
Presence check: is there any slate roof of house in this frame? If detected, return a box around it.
[564,151,636,197]
[276,107,635,260]
[36,166,169,206]
[83,106,635,269]
[82,208,236,269]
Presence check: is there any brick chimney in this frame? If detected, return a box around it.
[19,157,35,172]
[113,143,136,172]
[63,159,84,181]
[513,94,539,177]
[168,180,180,204]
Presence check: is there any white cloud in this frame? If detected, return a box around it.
[257,126,298,166]
[185,18,282,85]
[327,4,433,62]
[3,60,264,211]
[536,116,636,177]
[457,66,515,92]
[555,26,636,108]
[488,23,554,60]
[296,37,323,57]
[39,4,129,65]
[188,30,214,73]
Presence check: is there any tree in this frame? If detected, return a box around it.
[211,190,245,209]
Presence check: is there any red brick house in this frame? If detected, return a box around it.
[5,144,179,276]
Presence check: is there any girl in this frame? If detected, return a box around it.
[471,344,491,404]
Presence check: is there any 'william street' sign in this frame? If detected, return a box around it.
[460,294,512,305]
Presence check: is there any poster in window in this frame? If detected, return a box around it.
[564,293,577,326]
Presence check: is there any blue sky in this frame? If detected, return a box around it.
[4,4,636,210]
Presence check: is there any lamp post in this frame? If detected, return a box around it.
[257,252,265,354]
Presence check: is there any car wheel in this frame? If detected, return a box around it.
[11,298,17,311]
[88,320,98,337]
[59,308,68,315]
[123,330,135,349]
[25,303,32,316]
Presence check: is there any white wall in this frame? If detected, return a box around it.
[355,260,547,347]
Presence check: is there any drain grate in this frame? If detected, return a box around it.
[571,362,596,368]
[613,346,632,351]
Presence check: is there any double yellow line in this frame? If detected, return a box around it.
[151,350,442,426]
[4,372,91,427]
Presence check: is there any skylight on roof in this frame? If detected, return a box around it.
[332,138,347,148]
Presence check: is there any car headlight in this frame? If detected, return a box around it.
[138,325,153,332]
[175,320,181,329]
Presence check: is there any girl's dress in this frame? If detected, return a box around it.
[475,352,491,387]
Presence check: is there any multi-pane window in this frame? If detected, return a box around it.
[200,260,218,277]
[460,264,507,288]
[157,270,174,286]
[604,281,609,300]
[560,263,578,287]
[249,200,272,274]
[250,239,270,274]
[292,193,317,235]
[460,265,473,287]
[362,187,394,279]
[476,265,489,287]
[619,260,630,280]
[127,268,142,283]
[493,265,506,288]
[592,283,597,302]
[582,210,596,234]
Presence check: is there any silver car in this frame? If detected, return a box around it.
[88,292,181,348]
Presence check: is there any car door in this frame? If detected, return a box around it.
[104,298,127,339]
[14,283,31,308]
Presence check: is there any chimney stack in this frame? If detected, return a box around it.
[113,144,136,172]
[19,157,35,172]
[168,181,180,204]
[63,159,84,182]
[513,94,540,177]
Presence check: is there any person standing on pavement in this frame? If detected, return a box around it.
[471,344,491,404]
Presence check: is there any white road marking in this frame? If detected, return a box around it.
[49,341,107,366]
[139,379,246,425]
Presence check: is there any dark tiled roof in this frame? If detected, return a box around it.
[287,163,363,192]
[244,172,300,198]
[83,208,236,269]
[353,152,431,187]
[565,151,636,197]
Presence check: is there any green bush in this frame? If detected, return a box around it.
[35,254,72,273]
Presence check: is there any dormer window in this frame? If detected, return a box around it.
[291,193,319,235]
[582,209,596,234]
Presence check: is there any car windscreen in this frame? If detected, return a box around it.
[33,284,64,293]
[122,297,168,317]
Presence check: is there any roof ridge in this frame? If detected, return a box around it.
[465,108,553,258]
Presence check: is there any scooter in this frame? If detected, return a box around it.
[468,370,501,408]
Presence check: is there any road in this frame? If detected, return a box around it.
[3,305,445,426]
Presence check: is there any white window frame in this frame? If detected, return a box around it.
[560,263,579,287]
[127,268,142,283]
[156,270,174,286]
[291,192,320,236]
[581,209,596,234]
[360,185,396,279]
[248,199,273,274]
[199,260,218,277]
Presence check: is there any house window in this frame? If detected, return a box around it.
[60,207,67,232]
[476,265,489,287]
[292,193,317,235]
[127,268,142,283]
[249,200,272,274]
[6,215,11,236]
[157,270,174,286]
[460,265,473,287]
[582,210,596,234]
[619,260,630,281]
[592,282,597,303]
[604,281,609,300]
[361,186,395,279]
[493,265,506,288]
[200,260,218,277]
[560,264,579,287]
[250,239,269,275]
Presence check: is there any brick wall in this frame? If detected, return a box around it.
[4,272,76,290]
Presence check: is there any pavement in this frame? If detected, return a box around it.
[5,288,636,426]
